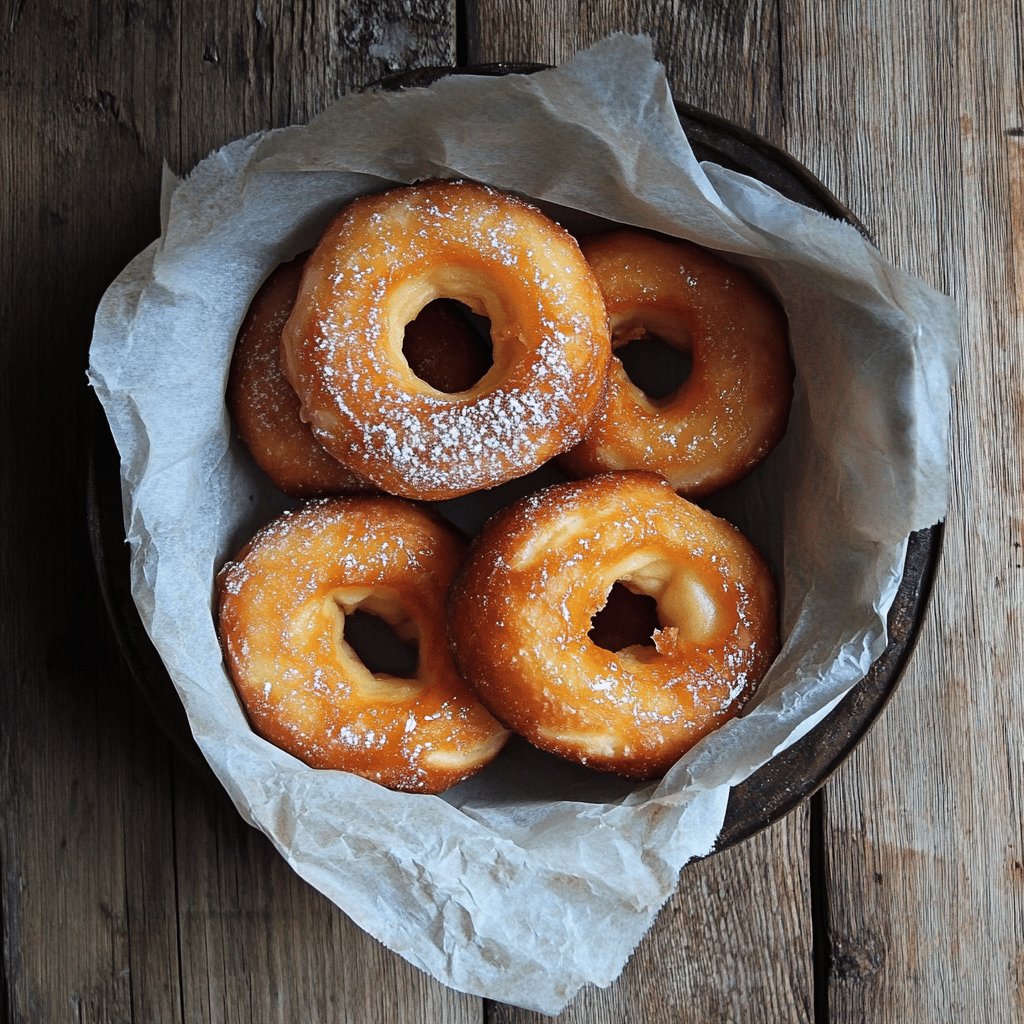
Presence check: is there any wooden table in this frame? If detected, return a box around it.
[2,2,1020,1021]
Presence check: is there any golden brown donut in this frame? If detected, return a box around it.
[560,230,792,497]
[228,255,368,497]
[281,180,612,501]
[229,258,492,496]
[217,497,508,793]
[449,472,779,779]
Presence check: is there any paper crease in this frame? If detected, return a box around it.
[87,35,958,1015]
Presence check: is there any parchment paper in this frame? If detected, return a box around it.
[87,35,959,1014]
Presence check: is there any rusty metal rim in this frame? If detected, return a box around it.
[87,63,943,858]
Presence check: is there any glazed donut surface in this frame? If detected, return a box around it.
[227,255,368,497]
[449,472,779,779]
[229,257,495,495]
[561,230,792,497]
[281,179,611,501]
[217,497,508,793]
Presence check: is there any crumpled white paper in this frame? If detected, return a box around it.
[88,35,958,1014]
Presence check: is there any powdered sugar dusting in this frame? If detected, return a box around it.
[283,181,610,498]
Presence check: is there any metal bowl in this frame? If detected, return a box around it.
[87,64,942,856]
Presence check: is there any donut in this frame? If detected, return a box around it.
[281,179,612,501]
[228,255,368,497]
[560,230,792,497]
[229,256,494,496]
[448,472,779,779]
[217,497,508,793]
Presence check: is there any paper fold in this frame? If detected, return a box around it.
[88,35,958,1014]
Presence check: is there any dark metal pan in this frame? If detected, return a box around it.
[87,63,942,856]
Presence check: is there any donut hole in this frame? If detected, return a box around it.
[614,331,692,403]
[342,608,419,680]
[611,309,693,404]
[402,298,494,393]
[589,557,725,653]
[657,572,724,642]
[589,582,663,652]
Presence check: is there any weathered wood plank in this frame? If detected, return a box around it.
[1,3,186,1018]
[170,6,474,1019]
[464,0,787,145]
[487,815,813,1024]
[9,2,1016,1022]
[170,764,479,1024]
[176,0,456,168]
[0,2,475,1022]
[464,4,815,1021]
[781,1,1024,1021]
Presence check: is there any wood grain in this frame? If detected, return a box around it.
[176,0,455,170]
[2,3,184,1018]
[0,2,474,1022]
[463,0,786,145]
[780,1,1024,1020]
[487,815,813,1024]
[170,767,477,1024]
[464,4,815,1022]
[4,0,1020,1021]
